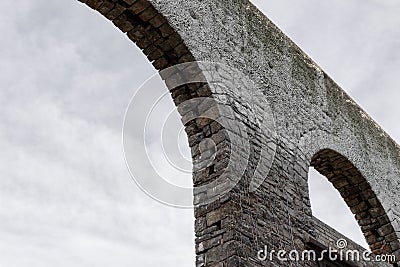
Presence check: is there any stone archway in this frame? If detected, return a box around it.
[78,1,400,266]
[311,148,399,257]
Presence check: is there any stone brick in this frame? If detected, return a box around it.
[158,23,174,37]
[206,208,223,226]
[378,224,395,237]
[138,6,157,22]
[85,0,103,9]
[112,11,136,32]
[130,0,151,14]
[97,1,115,15]
[105,3,125,20]
[149,13,165,28]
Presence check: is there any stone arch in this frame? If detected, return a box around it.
[77,1,238,265]
[310,148,400,257]
[78,0,261,264]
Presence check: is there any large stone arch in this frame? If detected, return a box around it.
[78,0,400,266]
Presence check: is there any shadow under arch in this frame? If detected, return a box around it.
[311,148,400,258]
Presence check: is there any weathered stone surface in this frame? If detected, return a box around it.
[77,0,400,266]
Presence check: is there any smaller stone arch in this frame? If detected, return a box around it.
[310,148,400,259]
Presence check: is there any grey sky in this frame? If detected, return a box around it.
[0,0,399,266]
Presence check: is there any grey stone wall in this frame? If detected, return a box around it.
[78,0,400,266]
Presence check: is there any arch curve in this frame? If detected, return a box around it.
[78,0,212,111]
[80,0,194,70]
[311,148,400,256]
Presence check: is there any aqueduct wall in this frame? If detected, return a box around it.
[79,0,400,266]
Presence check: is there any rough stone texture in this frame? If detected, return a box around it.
[78,0,400,266]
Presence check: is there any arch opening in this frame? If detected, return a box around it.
[308,166,368,249]
[310,149,399,258]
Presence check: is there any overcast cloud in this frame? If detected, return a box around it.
[0,0,399,266]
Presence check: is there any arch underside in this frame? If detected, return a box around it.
[311,149,400,257]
